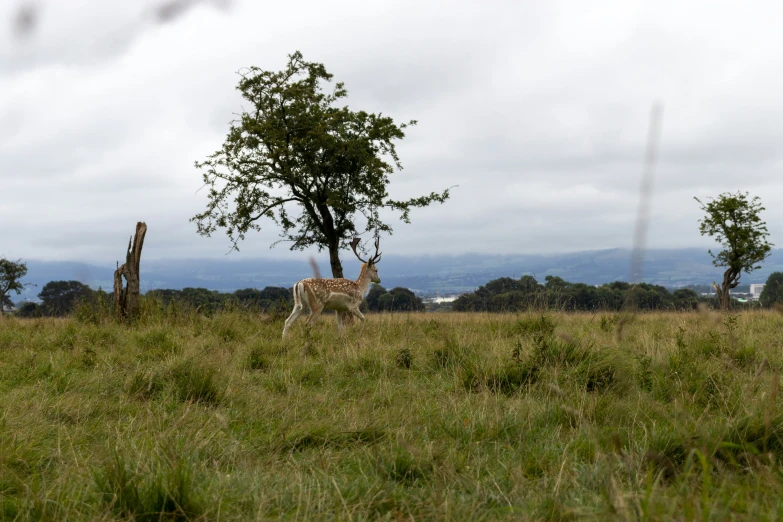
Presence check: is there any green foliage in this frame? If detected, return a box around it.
[15,301,42,318]
[671,288,699,310]
[280,427,386,453]
[576,350,630,393]
[695,192,772,273]
[245,346,271,371]
[760,272,783,307]
[191,51,450,274]
[515,314,556,335]
[430,336,473,369]
[453,275,711,312]
[135,329,180,359]
[599,314,616,332]
[362,284,427,313]
[37,280,94,317]
[127,369,167,400]
[695,191,772,308]
[484,363,540,396]
[723,411,783,465]
[95,452,204,521]
[232,286,292,312]
[367,285,425,312]
[73,288,113,324]
[0,258,30,313]
[172,363,223,405]
[3,312,783,518]
[394,348,412,369]
[363,283,386,311]
[377,445,433,485]
[531,332,586,367]
[147,286,293,315]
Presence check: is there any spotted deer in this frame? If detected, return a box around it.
[282,238,382,338]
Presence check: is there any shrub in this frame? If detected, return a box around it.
[127,370,167,400]
[394,348,412,369]
[95,452,205,522]
[172,363,222,405]
[245,346,270,371]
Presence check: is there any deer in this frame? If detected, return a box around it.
[282,237,382,339]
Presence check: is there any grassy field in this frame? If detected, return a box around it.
[1,306,783,521]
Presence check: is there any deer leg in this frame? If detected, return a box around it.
[336,312,344,331]
[347,308,367,334]
[305,303,324,325]
[282,304,305,339]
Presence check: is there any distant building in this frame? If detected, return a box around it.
[424,296,458,304]
[750,284,765,300]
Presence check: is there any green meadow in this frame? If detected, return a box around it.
[1,307,783,520]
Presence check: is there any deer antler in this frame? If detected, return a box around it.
[370,237,382,264]
[350,237,382,264]
[350,237,367,263]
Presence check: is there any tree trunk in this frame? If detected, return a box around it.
[314,202,353,324]
[316,202,344,278]
[326,237,353,325]
[328,239,344,278]
[714,267,739,310]
[114,222,147,319]
[712,282,728,310]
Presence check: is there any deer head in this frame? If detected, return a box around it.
[350,237,382,284]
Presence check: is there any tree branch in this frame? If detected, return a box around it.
[247,197,299,223]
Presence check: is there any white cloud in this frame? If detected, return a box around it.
[2,0,782,264]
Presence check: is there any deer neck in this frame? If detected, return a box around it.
[355,264,374,295]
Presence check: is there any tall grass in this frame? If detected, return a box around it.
[1,306,783,519]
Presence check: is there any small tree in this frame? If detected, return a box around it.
[0,258,31,314]
[759,272,783,308]
[192,51,450,278]
[376,287,425,312]
[695,192,772,309]
[16,301,41,318]
[671,288,699,310]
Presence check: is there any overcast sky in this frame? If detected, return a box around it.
[2,0,782,263]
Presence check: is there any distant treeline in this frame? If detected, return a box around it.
[451,275,714,312]
[13,274,779,318]
[14,281,425,317]
[147,284,426,314]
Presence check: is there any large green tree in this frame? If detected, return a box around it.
[0,258,30,314]
[695,191,772,309]
[759,272,783,308]
[38,280,94,316]
[192,51,450,277]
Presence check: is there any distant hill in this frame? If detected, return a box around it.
[12,248,783,302]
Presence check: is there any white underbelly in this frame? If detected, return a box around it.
[322,292,355,311]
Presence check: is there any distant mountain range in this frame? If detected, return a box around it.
[12,248,783,302]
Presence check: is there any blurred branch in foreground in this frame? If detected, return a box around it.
[10,0,233,41]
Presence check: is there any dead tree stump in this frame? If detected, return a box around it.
[114,222,147,318]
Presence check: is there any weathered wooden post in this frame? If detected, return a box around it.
[114,222,147,318]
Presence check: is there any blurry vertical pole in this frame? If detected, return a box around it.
[629,102,664,286]
[618,102,663,331]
